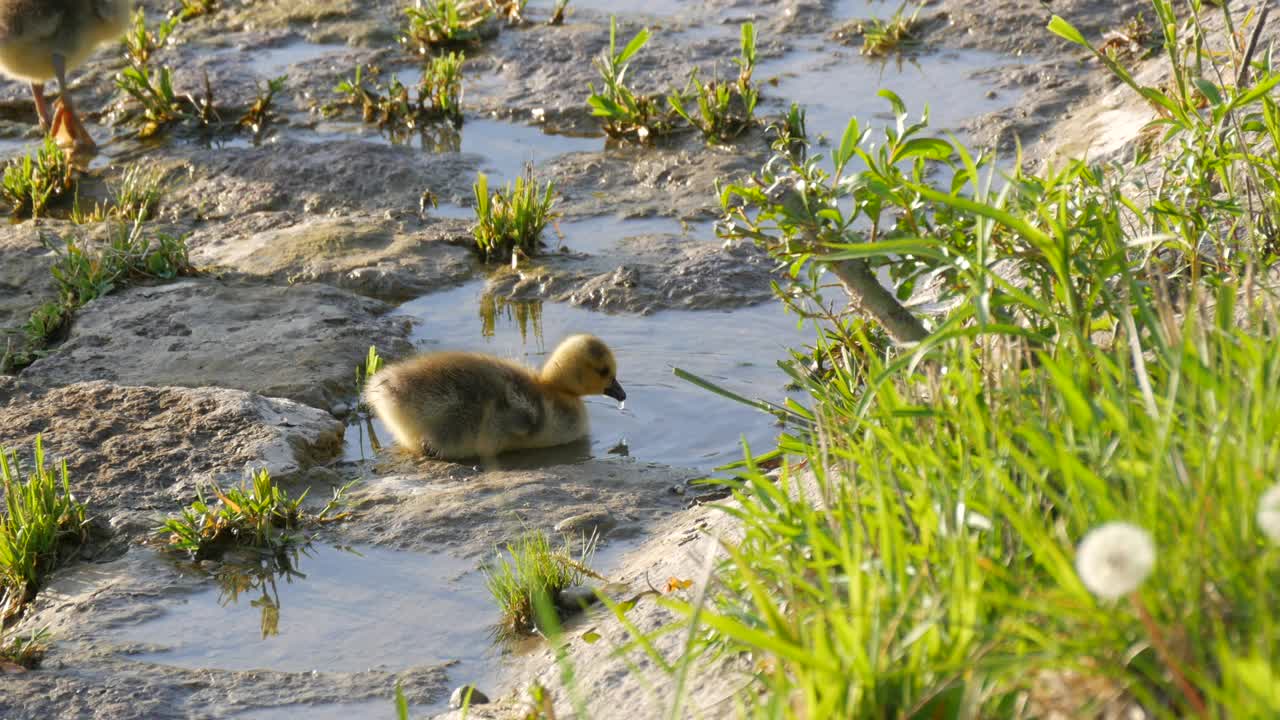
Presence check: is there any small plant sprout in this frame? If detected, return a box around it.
[0,436,89,621]
[852,2,921,57]
[240,75,288,137]
[1258,484,1280,543]
[490,0,528,24]
[587,18,672,142]
[549,0,569,25]
[668,22,758,145]
[401,0,490,55]
[176,0,218,21]
[1074,522,1155,601]
[472,169,558,263]
[0,626,51,670]
[356,345,386,405]
[1,137,74,218]
[122,8,178,67]
[484,529,597,636]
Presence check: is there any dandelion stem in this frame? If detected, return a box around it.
[1128,592,1207,717]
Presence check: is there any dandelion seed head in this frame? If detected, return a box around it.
[1075,522,1155,600]
[1257,484,1280,543]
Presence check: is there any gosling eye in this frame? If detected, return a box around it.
[597,367,611,378]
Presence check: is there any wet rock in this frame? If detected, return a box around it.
[188,213,475,302]
[486,234,778,314]
[342,459,692,558]
[20,278,413,410]
[0,224,58,349]
[547,145,764,221]
[553,509,617,537]
[0,381,343,521]
[449,684,492,709]
[162,139,482,221]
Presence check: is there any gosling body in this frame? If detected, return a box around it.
[364,335,626,460]
[0,0,132,149]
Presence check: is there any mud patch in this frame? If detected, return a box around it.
[19,278,413,410]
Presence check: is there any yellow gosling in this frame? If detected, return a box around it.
[0,0,132,151]
[363,334,626,460]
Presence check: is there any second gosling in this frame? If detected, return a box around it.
[364,334,627,460]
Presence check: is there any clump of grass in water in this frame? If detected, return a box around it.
[548,0,570,26]
[176,0,218,21]
[154,469,350,559]
[586,17,674,143]
[239,75,288,138]
[115,9,221,138]
[1,137,74,219]
[852,2,921,57]
[0,626,51,670]
[485,530,596,637]
[0,437,88,622]
[401,0,490,55]
[668,22,758,145]
[325,55,464,135]
[472,169,558,263]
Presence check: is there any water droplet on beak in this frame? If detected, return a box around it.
[618,400,626,411]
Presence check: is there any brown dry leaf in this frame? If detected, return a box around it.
[0,660,28,674]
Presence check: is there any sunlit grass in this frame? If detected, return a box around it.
[485,529,596,637]
[0,437,88,622]
[472,169,558,263]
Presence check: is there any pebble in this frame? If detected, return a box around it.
[449,685,491,709]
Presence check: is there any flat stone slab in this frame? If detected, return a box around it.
[188,213,475,302]
[0,224,58,345]
[485,234,777,314]
[341,457,692,558]
[0,380,344,520]
[20,278,413,410]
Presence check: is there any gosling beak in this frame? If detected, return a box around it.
[604,379,626,402]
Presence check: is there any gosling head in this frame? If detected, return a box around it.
[541,334,626,402]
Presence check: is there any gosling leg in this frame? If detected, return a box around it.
[49,53,97,153]
[31,83,51,132]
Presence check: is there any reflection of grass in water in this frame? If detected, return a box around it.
[210,547,309,639]
[479,293,544,347]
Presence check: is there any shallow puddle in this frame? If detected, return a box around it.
[759,46,1020,141]
[346,280,812,470]
[281,117,598,182]
[551,213,711,254]
[119,545,493,676]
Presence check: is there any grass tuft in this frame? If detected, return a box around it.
[71,162,168,224]
[122,8,177,67]
[0,437,88,621]
[668,22,758,145]
[1,137,74,219]
[401,0,490,54]
[154,469,349,560]
[849,2,922,57]
[548,0,570,26]
[471,168,558,263]
[484,529,596,637]
[326,56,464,137]
[239,75,288,137]
[0,626,50,670]
[586,17,674,142]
